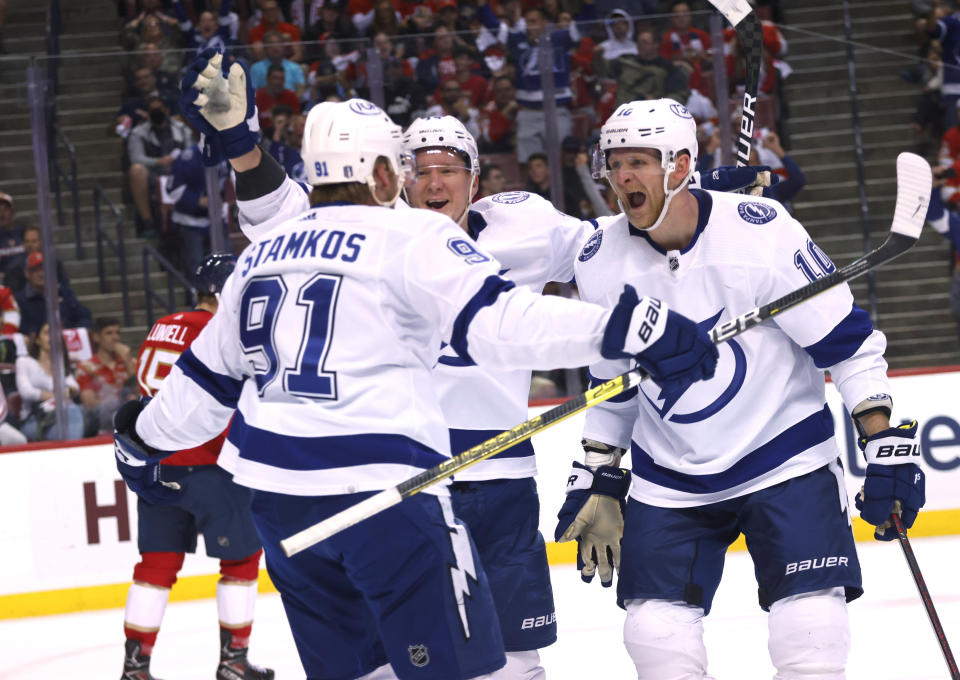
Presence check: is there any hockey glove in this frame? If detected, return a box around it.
[555,462,631,587]
[698,165,779,196]
[854,421,926,541]
[114,399,180,505]
[601,284,718,393]
[179,48,260,162]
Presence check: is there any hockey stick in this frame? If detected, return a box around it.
[886,509,960,678]
[706,0,763,167]
[280,152,931,557]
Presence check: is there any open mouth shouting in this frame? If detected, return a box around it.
[425,199,450,210]
[627,191,647,209]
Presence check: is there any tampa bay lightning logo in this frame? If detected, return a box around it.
[579,230,603,262]
[737,202,777,225]
[669,103,693,119]
[642,309,746,423]
[491,191,530,204]
[348,100,382,115]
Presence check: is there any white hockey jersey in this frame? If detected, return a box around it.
[136,202,614,496]
[576,189,891,508]
[438,191,595,480]
[239,182,597,481]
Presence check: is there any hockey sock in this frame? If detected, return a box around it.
[218,551,262,650]
[125,552,184,654]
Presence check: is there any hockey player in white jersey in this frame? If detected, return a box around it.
[115,60,722,680]
[554,98,927,679]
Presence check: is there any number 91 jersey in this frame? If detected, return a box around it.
[136,309,226,466]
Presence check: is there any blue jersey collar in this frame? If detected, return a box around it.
[627,188,713,255]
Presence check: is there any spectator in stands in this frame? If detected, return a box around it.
[434,0,467,34]
[425,80,481,138]
[249,0,303,62]
[415,25,458,99]
[524,152,551,199]
[477,163,506,200]
[125,42,180,103]
[402,4,436,58]
[256,64,301,131]
[250,30,307,97]
[756,129,806,210]
[594,8,637,65]
[601,28,690,107]
[367,0,402,38]
[0,193,25,273]
[172,0,235,63]
[476,0,597,163]
[382,57,426,127]
[77,317,137,436]
[478,74,517,153]
[116,67,178,139]
[266,111,307,180]
[304,1,356,63]
[0,381,27,445]
[560,135,595,220]
[449,47,487,107]
[912,41,945,153]
[127,96,193,237]
[660,1,711,92]
[15,322,85,441]
[930,0,960,129]
[0,284,19,337]
[120,13,182,74]
[15,253,91,337]
[3,226,69,295]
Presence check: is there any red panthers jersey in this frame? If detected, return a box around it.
[136,309,226,466]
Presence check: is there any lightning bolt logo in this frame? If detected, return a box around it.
[438,496,478,639]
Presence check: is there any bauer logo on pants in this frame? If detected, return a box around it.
[408,644,430,667]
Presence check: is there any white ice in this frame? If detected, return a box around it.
[2,536,958,679]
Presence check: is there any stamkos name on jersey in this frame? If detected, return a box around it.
[785,555,848,575]
[144,323,189,346]
[240,228,366,276]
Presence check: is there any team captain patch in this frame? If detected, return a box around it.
[737,201,777,225]
[579,230,603,262]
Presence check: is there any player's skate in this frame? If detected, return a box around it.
[121,639,164,680]
[216,630,275,680]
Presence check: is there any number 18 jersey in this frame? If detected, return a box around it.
[136,309,226,466]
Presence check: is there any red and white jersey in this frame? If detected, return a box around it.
[0,286,20,336]
[137,309,226,466]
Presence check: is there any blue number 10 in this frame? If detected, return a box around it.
[239,273,341,399]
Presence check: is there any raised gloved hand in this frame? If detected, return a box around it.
[179,48,260,164]
[601,284,718,393]
[853,421,925,541]
[697,165,779,196]
[555,461,631,587]
[114,399,180,505]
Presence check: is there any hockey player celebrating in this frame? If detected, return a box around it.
[117,253,273,680]
[114,55,720,680]
[555,98,926,679]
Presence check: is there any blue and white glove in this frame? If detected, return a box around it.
[179,48,260,164]
[601,284,718,393]
[114,399,180,505]
[697,165,780,196]
[854,421,926,541]
[555,461,631,587]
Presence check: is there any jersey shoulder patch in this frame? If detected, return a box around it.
[578,230,603,262]
[490,191,531,205]
[737,201,778,225]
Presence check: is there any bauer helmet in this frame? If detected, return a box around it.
[194,252,236,297]
[402,115,480,176]
[301,98,413,205]
[594,98,698,230]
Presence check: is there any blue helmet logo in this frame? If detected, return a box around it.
[348,100,382,116]
[669,103,693,119]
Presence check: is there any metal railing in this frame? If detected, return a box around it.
[142,244,196,328]
[92,185,132,325]
[51,126,81,258]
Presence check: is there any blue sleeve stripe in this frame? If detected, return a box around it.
[631,405,834,494]
[587,370,637,402]
[178,347,243,409]
[803,303,874,369]
[449,275,516,366]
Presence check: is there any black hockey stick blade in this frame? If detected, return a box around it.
[280,153,931,557]
[890,512,960,679]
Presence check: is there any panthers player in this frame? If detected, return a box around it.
[556,98,926,679]
[119,253,273,680]
[116,56,720,680]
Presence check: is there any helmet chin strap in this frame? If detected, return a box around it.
[455,173,479,227]
[366,174,404,207]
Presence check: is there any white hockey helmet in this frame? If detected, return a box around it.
[301,98,413,205]
[594,98,699,230]
[402,115,480,176]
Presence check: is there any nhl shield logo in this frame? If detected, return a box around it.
[408,644,430,668]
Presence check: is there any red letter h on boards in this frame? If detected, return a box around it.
[83,480,131,544]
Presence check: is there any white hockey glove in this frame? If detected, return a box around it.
[554,461,631,587]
